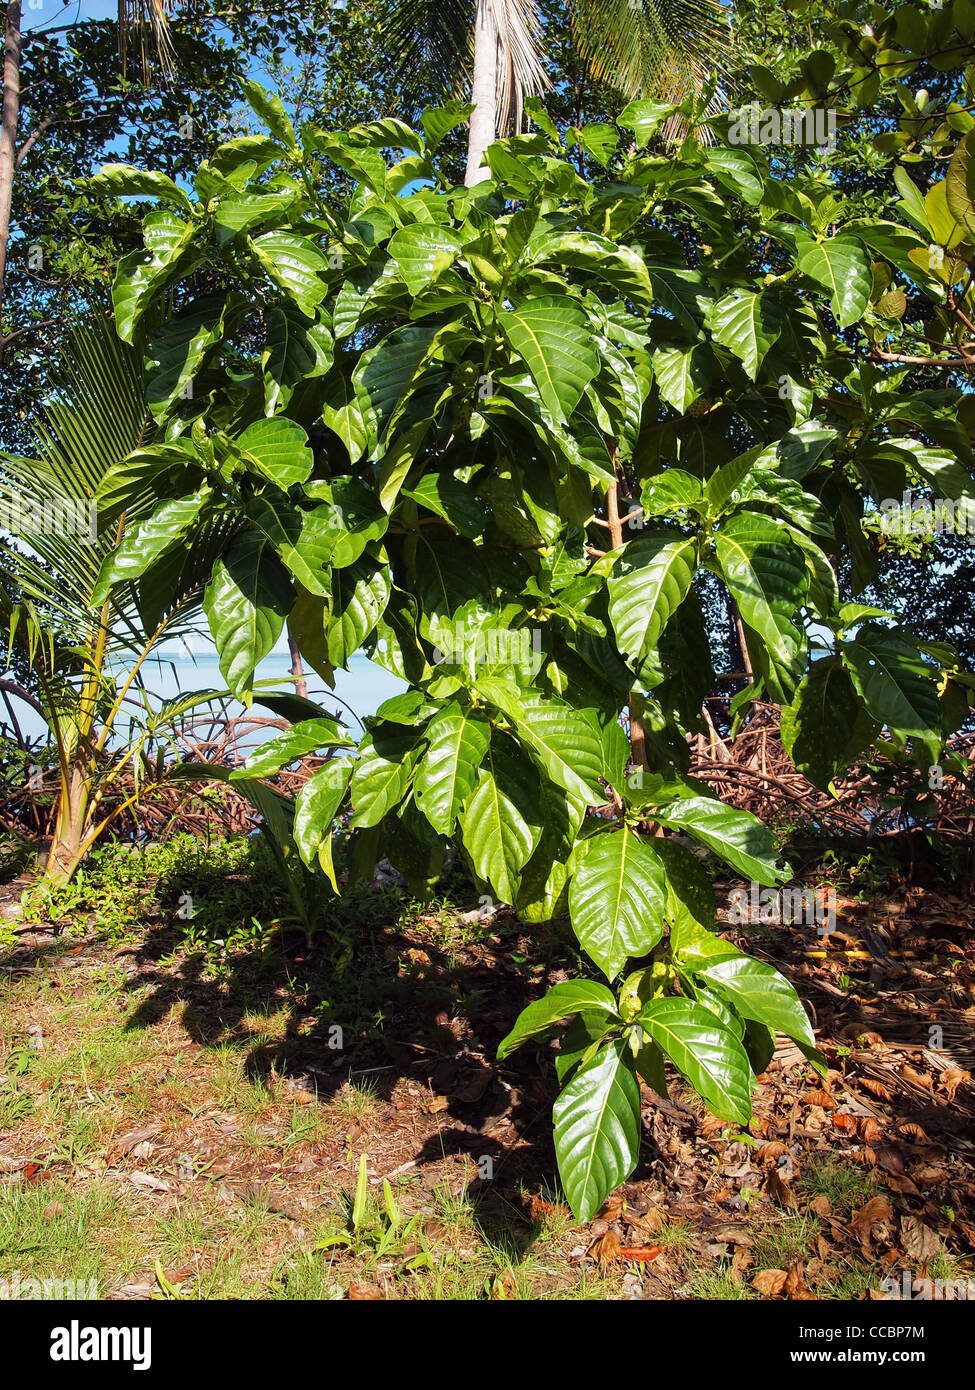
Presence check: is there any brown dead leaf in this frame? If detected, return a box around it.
[804,1089,837,1109]
[861,1117,884,1143]
[618,1245,663,1262]
[900,1215,941,1264]
[757,1141,791,1166]
[860,1078,894,1101]
[895,1121,930,1143]
[899,1064,933,1090]
[940,1068,970,1101]
[881,1171,921,1198]
[491,1269,517,1300]
[832,1112,858,1134]
[784,1263,814,1299]
[765,1169,798,1208]
[810,1194,832,1219]
[590,1230,622,1268]
[348,1282,383,1301]
[729,1246,753,1284]
[851,1195,892,1243]
[595,1195,625,1223]
[752,1268,788,1298]
[529,1195,566,1222]
[104,1126,160,1167]
[875,1144,906,1174]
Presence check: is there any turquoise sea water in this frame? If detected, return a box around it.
[0,647,406,752]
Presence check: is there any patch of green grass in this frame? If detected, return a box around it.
[687,1268,752,1299]
[329,1078,381,1129]
[0,1180,142,1293]
[803,1155,877,1217]
[751,1213,821,1270]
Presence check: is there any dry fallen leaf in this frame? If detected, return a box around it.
[590,1230,622,1268]
[765,1170,798,1208]
[851,1195,892,1242]
[618,1245,663,1263]
[752,1268,788,1297]
[940,1068,970,1101]
[348,1282,383,1301]
[895,1122,929,1143]
[900,1215,941,1264]
[860,1078,894,1101]
[810,1194,831,1219]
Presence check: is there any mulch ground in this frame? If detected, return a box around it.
[1,852,974,1300]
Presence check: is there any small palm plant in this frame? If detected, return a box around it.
[0,317,229,882]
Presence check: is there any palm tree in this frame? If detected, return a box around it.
[382,0,731,183]
[116,0,730,184]
[0,316,231,881]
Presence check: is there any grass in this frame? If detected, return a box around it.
[0,837,640,1300]
[1,833,962,1302]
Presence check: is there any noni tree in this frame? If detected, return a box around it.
[82,75,974,1219]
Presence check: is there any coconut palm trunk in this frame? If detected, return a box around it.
[0,0,22,321]
[465,0,499,185]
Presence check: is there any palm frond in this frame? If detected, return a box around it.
[0,319,152,634]
[490,0,550,132]
[381,0,476,109]
[570,0,730,104]
[118,0,175,83]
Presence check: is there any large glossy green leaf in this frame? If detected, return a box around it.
[568,829,667,980]
[350,729,422,829]
[527,231,653,310]
[91,162,193,214]
[608,532,697,668]
[236,418,314,489]
[413,703,491,835]
[202,529,293,697]
[498,299,600,425]
[636,997,753,1124]
[247,496,338,598]
[388,224,462,294]
[947,131,975,242]
[795,236,872,329]
[497,980,619,1060]
[92,490,211,605]
[240,80,297,147]
[420,101,475,150]
[705,288,782,380]
[326,553,391,668]
[552,1040,642,1222]
[251,230,329,316]
[458,733,543,904]
[478,681,606,803]
[780,661,879,789]
[145,298,229,417]
[650,342,712,412]
[714,511,807,681]
[294,760,353,887]
[653,796,789,884]
[263,306,333,413]
[352,323,440,450]
[692,956,815,1047]
[842,628,943,739]
[234,719,351,779]
[704,147,764,205]
[113,211,202,342]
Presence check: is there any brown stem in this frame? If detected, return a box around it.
[288,635,308,701]
[608,476,648,775]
